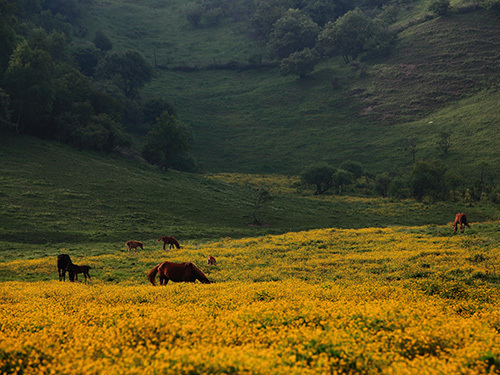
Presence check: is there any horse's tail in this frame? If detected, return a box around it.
[190,263,212,284]
[147,264,160,286]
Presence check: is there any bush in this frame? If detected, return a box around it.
[427,0,450,15]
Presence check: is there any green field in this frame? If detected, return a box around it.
[77,2,500,175]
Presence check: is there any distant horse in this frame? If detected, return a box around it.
[147,261,212,286]
[57,254,75,282]
[66,263,92,283]
[157,236,181,250]
[207,256,216,266]
[126,240,144,253]
[453,213,471,233]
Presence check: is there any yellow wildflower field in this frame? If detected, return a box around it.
[1,224,500,374]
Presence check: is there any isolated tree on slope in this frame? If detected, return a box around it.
[142,112,196,172]
[318,8,393,63]
[267,9,320,60]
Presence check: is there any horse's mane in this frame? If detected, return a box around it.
[147,264,160,286]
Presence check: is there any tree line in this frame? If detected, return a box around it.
[0,0,198,171]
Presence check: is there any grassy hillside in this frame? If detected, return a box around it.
[79,2,500,175]
[2,132,500,263]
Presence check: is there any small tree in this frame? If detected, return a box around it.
[267,9,320,60]
[318,8,393,63]
[404,135,417,164]
[332,168,353,195]
[93,30,113,52]
[142,112,195,171]
[279,48,320,78]
[183,2,204,28]
[301,163,336,195]
[437,130,452,155]
[248,185,273,225]
[409,160,447,201]
[427,0,451,15]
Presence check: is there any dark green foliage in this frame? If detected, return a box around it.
[183,2,204,28]
[483,0,500,14]
[249,0,287,41]
[41,0,82,19]
[93,29,112,52]
[72,114,128,153]
[339,160,364,179]
[2,41,56,134]
[301,163,336,195]
[249,185,273,225]
[279,48,320,78]
[0,0,17,72]
[409,160,447,201]
[0,88,10,127]
[143,98,176,125]
[72,43,101,76]
[437,130,452,155]
[332,168,353,195]
[95,50,153,99]
[318,8,393,63]
[426,0,450,16]
[267,9,320,60]
[142,112,197,171]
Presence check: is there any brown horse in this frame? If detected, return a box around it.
[453,213,471,233]
[126,240,143,253]
[147,261,212,285]
[57,254,75,282]
[66,263,92,283]
[207,256,216,266]
[157,236,181,250]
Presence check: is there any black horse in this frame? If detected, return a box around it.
[57,254,75,281]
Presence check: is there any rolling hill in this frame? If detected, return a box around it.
[77,1,500,175]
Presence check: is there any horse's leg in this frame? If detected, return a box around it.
[162,242,166,251]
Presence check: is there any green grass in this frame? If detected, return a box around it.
[2,132,500,264]
[83,2,499,176]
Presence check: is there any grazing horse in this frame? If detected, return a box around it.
[66,263,92,283]
[453,213,471,233]
[207,256,216,266]
[126,240,143,253]
[147,261,212,286]
[57,254,75,282]
[157,236,181,250]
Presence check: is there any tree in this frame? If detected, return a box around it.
[332,168,352,195]
[437,130,452,155]
[248,185,273,225]
[279,48,320,78]
[95,50,153,99]
[427,0,450,16]
[267,9,320,60]
[374,173,392,197]
[409,160,447,201]
[183,2,204,28]
[3,41,56,134]
[72,42,101,76]
[143,98,175,125]
[250,0,287,41]
[142,112,196,171]
[404,135,417,164]
[318,8,393,63]
[339,160,364,179]
[93,30,113,52]
[301,163,336,195]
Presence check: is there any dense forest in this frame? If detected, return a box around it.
[1,0,500,202]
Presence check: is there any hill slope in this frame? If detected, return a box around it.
[2,132,500,262]
[80,2,500,175]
